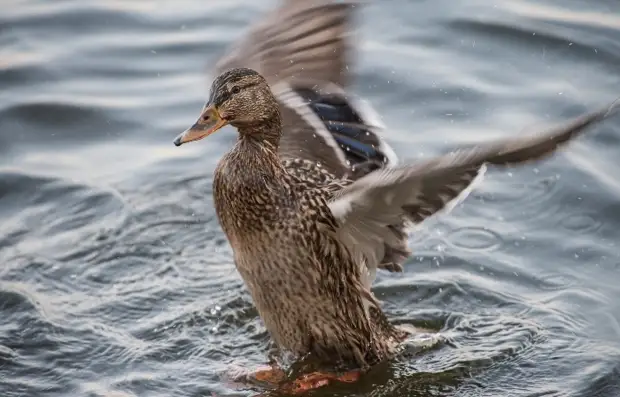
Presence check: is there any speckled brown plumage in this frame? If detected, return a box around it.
[204,70,404,367]
[176,66,619,369]
[173,0,620,371]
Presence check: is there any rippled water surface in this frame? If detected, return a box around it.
[2,1,620,396]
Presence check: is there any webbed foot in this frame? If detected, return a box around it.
[284,370,362,394]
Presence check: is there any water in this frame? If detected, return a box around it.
[1,1,620,396]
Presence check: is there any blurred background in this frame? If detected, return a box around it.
[1,0,619,396]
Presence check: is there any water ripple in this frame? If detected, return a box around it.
[2,0,620,396]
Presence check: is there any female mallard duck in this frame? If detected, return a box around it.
[173,0,619,391]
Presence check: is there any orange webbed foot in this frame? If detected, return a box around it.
[285,370,362,394]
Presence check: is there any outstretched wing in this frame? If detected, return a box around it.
[328,101,620,267]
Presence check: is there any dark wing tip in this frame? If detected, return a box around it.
[603,97,620,118]
[485,98,620,166]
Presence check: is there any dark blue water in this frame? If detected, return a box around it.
[2,1,620,396]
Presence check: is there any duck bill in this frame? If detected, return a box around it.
[173,105,228,146]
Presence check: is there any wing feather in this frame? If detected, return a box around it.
[329,101,620,267]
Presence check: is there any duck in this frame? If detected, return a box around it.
[173,0,620,392]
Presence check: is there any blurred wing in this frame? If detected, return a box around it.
[213,0,359,88]
[328,101,620,266]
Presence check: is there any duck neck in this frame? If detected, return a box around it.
[236,115,282,152]
[230,115,284,180]
[215,115,288,236]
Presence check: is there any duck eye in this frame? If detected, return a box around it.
[231,86,241,94]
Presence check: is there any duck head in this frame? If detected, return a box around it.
[174,67,279,146]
